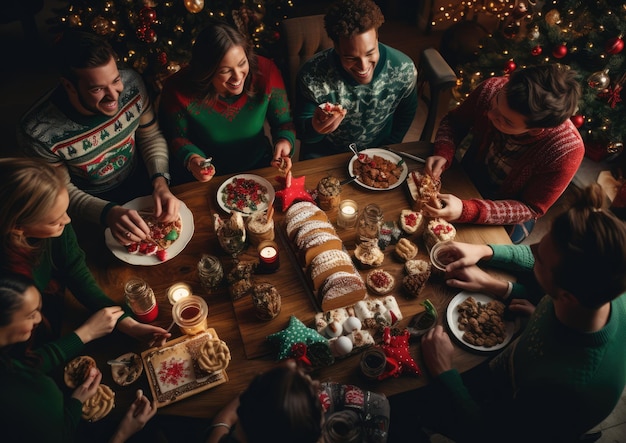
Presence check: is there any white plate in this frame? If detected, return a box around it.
[347,148,409,191]
[104,196,194,266]
[217,174,275,216]
[446,291,517,353]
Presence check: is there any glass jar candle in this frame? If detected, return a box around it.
[172,295,209,336]
[257,240,280,273]
[167,282,192,305]
[337,199,358,228]
[197,255,224,293]
[124,278,158,323]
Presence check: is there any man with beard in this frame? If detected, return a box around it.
[18,30,180,246]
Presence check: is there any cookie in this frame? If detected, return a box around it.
[82,384,115,422]
[197,339,231,373]
[64,355,97,388]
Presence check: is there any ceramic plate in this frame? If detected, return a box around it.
[217,174,275,216]
[347,148,408,191]
[446,291,517,353]
[104,196,194,266]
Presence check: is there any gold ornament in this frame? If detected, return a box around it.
[91,16,112,35]
[184,0,204,13]
[544,9,561,26]
[68,14,82,27]
[587,69,610,90]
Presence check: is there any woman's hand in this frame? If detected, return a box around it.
[71,366,102,404]
[74,306,125,344]
[423,193,463,221]
[116,317,171,347]
[109,389,158,443]
[445,264,510,299]
[187,154,216,183]
[508,298,535,316]
[424,155,447,180]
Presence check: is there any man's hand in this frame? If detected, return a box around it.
[151,177,181,222]
[433,241,494,272]
[425,155,447,180]
[116,317,171,346]
[187,154,216,183]
[445,264,509,298]
[311,106,347,134]
[423,193,463,221]
[421,325,454,377]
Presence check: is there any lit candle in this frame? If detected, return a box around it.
[337,200,358,228]
[167,282,192,305]
[258,240,280,273]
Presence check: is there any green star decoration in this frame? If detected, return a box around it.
[267,316,329,360]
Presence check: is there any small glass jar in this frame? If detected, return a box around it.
[356,203,383,245]
[172,295,209,336]
[197,255,224,293]
[124,278,158,323]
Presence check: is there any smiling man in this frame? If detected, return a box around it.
[295,0,418,159]
[18,30,180,246]
[424,64,584,243]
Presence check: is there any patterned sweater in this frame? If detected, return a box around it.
[159,56,295,175]
[0,332,85,443]
[295,43,417,156]
[18,68,170,225]
[434,76,584,225]
[435,245,626,442]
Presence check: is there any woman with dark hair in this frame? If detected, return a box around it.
[0,273,157,442]
[159,20,295,183]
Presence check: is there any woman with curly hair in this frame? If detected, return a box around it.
[159,20,295,183]
[295,0,418,159]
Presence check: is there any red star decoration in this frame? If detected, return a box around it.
[378,327,420,380]
[275,174,315,211]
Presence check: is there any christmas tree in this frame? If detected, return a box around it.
[453,0,626,161]
[47,0,294,94]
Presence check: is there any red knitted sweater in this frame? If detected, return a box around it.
[434,76,584,225]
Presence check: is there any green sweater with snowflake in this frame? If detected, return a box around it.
[295,43,417,157]
[435,244,626,442]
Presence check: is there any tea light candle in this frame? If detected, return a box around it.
[258,240,280,273]
[167,282,192,305]
[337,200,358,228]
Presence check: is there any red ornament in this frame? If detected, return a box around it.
[139,7,157,25]
[552,44,567,59]
[605,36,624,55]
[136,25,147,40]
[144,28,157,43]
[157,51,168,66]
[504,60,517,74]
[570,114,584,128]
[531,45,543,56]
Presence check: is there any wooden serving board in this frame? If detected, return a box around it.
[141,329,229,408]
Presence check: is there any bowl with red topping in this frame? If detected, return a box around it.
[366,269,396,295]
[217,174,275,216]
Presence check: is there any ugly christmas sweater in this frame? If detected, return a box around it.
[434,244,626,442]
[0,332,85,443]
[295,43,417,156]
[159,56,295,175]
[18,68,170,225]
[434,76,584,225]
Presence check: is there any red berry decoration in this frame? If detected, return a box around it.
[504,60,517,74]
[531,45,543,56]
[157,51,168,66]
[605,36,624,55]
[553,44,567,59]
[570,114,585,128]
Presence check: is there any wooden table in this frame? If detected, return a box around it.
[74,141,512,421]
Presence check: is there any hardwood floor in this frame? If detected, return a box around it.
[1,2,625,442]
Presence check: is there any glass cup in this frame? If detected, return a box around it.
[172,295,209,336]
[197,255,224,293]
[124,278,158,323]
[429,240,455,272]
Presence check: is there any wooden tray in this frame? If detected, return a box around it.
[141,329,229,407]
